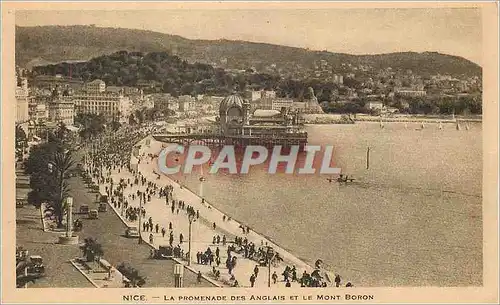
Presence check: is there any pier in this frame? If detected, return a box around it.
[152,132,308,149]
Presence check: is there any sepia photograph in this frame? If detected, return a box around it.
[2,2,498,304]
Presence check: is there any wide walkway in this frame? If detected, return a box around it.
[88,137,331,288]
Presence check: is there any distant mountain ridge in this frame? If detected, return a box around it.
[16,25,482,76]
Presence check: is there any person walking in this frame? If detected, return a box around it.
[253,265,259,278]
[250,273,256,287]
[149,234,154,244]
[179,233,184,244]
[161,227,166,238]
[335,274,341,287]
[272,271,278,284]
[155,224,159,233]
[197,271,202,283]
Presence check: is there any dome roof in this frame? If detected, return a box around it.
[219,95,245,114]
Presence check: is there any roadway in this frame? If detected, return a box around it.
[67,173,214,288]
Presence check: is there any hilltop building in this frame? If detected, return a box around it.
[84,79,106,94]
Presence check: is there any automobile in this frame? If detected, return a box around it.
[88,209,99,219]
[125,227,139,238]
[99,193,108,204]
[26,255,45,276]
[80,205,89,214]
[98,203,107,212]
[153,246,174,259]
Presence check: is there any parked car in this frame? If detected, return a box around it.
[26,255,45,276]
[98,203,107,212]
[88,209,98,219]
[80,205,89,214]
[125,227,139,238]
[153,246,174,259]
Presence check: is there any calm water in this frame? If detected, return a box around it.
[167,122,482,287]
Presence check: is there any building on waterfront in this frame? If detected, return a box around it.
[178,95,196,112]
[365,100,384,111]
[16,76,30,124]
[250,90,277,101]
[69,85,132,121]
[218,95,307,145]
[271,99,294,111]
[48,99,75,126]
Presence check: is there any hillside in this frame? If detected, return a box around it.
[16,25,482,77]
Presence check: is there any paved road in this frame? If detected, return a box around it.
[16,172,92,288]
[68,174,214,288]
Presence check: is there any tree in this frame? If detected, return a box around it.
[25,143,75,228]
[80,238,104,262]
[15,125,28,162]
[76,113,105,141]
[110,120,121,131]
[117,263,146,287]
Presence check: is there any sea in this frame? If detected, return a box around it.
[167,121,482,287]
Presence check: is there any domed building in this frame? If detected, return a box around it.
[218,95,250,134]
[154,93,308,150]
[216,94,307,148]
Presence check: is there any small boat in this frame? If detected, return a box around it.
[199,176,206,182]
[337,174,355,183]
[438,121,443,130]
[421,122,425,129]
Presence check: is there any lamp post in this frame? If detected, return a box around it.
[266,246,275,288]
[66,197,74,238]
[187,213,196,266]
[138,192,143,244]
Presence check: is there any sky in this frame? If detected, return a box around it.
[15,8,483,65]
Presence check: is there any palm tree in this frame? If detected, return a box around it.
[117,263,146,287]
[55,122,69,142]
[80,238,104,263]
[45,149,75,228]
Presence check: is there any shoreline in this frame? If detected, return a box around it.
[171,179,316,268]
[136,139,315,272]
[125,137,335,288]
[302,113,482,124]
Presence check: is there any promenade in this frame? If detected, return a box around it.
[86,133,335,288]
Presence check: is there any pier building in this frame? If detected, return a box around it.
[153,94,308,149]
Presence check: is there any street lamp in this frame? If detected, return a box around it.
[266,246,275,288]
[187,213,196,266]
[138,192,143,244]
[65,197,74,238]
